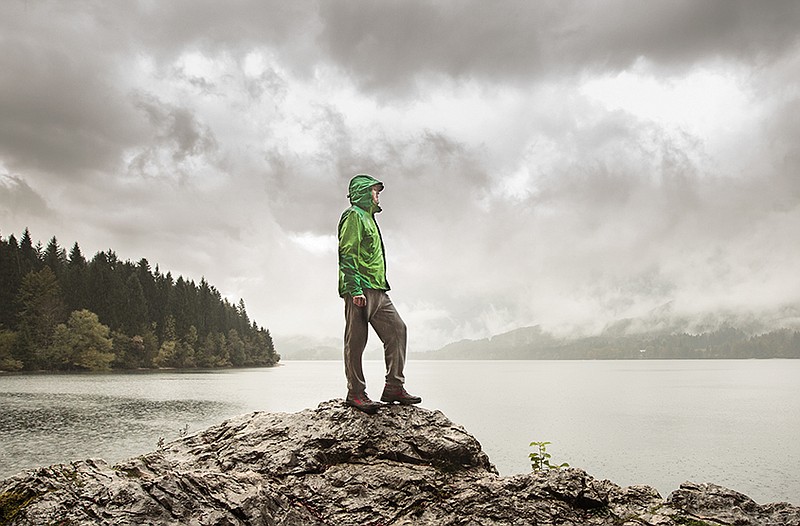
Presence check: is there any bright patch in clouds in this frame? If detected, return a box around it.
[289,232,337,255]
[243,51,268,78]
[581,63,748,136]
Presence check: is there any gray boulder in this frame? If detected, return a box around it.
[1,400,797,525]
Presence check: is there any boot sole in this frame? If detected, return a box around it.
[380,397,422,405]
[345,400,382,414]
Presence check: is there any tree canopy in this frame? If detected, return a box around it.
[0,229,279,371]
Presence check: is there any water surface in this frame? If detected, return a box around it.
[1,360,797,505]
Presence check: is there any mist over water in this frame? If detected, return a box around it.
[1,360,798,506]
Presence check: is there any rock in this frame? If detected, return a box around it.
[1,400,797,525]
[666,482,800,526]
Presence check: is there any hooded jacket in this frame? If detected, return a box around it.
[338,174,389,297]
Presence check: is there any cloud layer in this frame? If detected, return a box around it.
[2,1,799,350]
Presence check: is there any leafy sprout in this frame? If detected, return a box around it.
[529,441,569,472]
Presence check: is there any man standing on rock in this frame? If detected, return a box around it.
[338,174,422,414]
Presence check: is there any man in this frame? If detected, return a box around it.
[338,174,422,414]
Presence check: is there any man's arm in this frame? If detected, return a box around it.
[338,210,365,304]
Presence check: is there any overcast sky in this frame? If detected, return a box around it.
[2,1,799,351]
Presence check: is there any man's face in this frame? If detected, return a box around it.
[371,185,382,205]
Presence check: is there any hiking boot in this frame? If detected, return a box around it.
[345,392,383,414]
[381,384,422,405]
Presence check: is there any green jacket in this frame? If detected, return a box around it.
[338,174,389,297]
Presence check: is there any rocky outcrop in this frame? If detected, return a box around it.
[1,400,797,525]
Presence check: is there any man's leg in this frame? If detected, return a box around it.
[366,289,421,404]
[365,289,407,386]
[343,296,369,395]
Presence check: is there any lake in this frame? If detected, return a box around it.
[1,359,798,505]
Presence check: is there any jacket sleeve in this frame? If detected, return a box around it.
[338,210,363,297]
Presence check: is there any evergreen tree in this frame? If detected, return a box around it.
[69,242,86,265]
[18,228,38,277]
[237,299,250,335]
[87,250,125,330]
[0,234,22,329]
[123,273,149,335]
[136,259,158,330]
[44,236,67,276]
[154,272,174,342]
[64,242,89,313]
[171,277,194,339]
[226,328,246,366]
[15,266,66,369]
[198,278,213,336]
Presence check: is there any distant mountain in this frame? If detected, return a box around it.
[274,335,341,360]
[416,321,800,360]
[600,302,800,338]
[419,326,560,360]
[275,335,384,361]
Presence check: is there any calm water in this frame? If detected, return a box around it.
[1,360,798,505]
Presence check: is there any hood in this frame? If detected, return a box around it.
[347,174,384,213]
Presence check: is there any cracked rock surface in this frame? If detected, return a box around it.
[1,400,798,525]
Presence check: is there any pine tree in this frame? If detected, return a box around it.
[44,236,67,276]
[136,258,158,331]
[18,228,38,277]
[237,299,250,334]
[64,242,89,313]
[0,234,22,329]
[227,328,245,366]
[123,273,149,335]
[15,266,67,369]
[87,250,125,330]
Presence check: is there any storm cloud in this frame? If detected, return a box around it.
[1,1,799,350]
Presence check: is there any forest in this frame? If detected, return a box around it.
[0,229,279,371]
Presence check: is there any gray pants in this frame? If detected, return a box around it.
[343,288,407,395]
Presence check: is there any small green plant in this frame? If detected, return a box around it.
[529,441,569,472]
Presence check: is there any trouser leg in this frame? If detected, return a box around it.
[365,289,407,387]
[343,295,369,394]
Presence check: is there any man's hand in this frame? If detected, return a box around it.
[352,294,366,307]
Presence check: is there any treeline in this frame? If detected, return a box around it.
[426,325,800,360]
[0,229,279,371]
